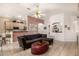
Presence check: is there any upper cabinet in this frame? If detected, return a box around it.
[5,20,26,30]
[0,17,11,33]
[5,21,13,30]
[0,16,27,33]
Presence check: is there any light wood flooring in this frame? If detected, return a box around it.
[0,40,79,56]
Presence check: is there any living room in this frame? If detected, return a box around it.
[0,3,79,56]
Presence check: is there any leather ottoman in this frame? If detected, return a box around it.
[31,40,49,55]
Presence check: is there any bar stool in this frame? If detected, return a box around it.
[6,34,11,44]
[2,33,6,45]
[0,34,4,56]
[1,33,11,44]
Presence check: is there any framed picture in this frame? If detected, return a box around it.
[44,26,47,30]
[52,22,62,33]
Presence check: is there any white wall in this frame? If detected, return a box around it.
[45,13,78,42]
[64,14,77,41]
[38,23,48,34]
[48,13,65,41]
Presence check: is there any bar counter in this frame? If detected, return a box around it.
[13,30,38,42]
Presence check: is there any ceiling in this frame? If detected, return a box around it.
[0,3,78,20]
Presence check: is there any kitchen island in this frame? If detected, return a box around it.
[13,30,38,42]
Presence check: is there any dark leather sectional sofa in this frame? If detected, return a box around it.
[17,34,53,50]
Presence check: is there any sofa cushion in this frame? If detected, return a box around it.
[19,34,47,41]
[24,35,31,40]
[26,38,42,43]
[37,34,42,38]
[32,35,40,39]
[23,34,42,40]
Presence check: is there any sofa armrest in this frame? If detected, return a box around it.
[17,36,26,48]
[45,38,53,45]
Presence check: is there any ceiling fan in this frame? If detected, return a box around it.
[26,4,45,18]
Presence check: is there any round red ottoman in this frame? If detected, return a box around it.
[31,41,49,55]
